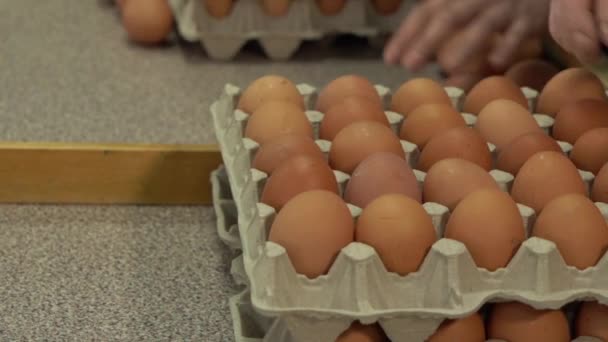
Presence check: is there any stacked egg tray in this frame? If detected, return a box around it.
[210,82,608,342]
[169,0,412,60]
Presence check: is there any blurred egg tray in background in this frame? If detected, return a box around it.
[210,68,608,341]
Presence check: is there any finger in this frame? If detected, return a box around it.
[383,4,432,65]
[489,19,530,69]
[549,0,600,64]
[595,0,608,47]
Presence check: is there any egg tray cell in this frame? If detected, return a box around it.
[169,0,413,60]
[210,82,608,341]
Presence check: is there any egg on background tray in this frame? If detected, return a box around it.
[487,302,571,342]
[315,0,347,16]
[426,313,485,342]
[371,0,403,15]
[576,301,608,340]
[204,0,234,18]
[336,322,388,342]
[261,0,292,17]
[121,0,174,45]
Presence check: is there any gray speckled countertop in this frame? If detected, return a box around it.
[1,0,439,340]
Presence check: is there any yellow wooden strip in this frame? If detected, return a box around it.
[0,142,223,205]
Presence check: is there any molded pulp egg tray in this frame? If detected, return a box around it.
[169,0,413,60]
[210,83,608,342]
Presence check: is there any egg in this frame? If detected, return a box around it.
[427,314,486,342]
[504,59,560,91]
[511,151,587,213]
[371,0,402,15]
[356,194,436,276]
[244,100,313,145]
[424,158,500,211]
[238,75,305,114]
[252,134,325,174]
[576,301,608,340]
[592,163,608,202]
[532,193,608,269]
[336,322,387,342]
[261,0,291,16]
[417,127,492,171]
[268,190,354,279]
[117,0,127,9]
[329,121,404,174]
[475,99,542,149]
[344,152,421,208]
[204,0,234,18]
[315,0,347,15]
[488,302,570,342]
[316,75,382,113]
[570,127,608,174]
[391,78,452,117]
[496,132,562,175]
[399,103,467,149]
[121,0,174,44]
[261,155,339,211]
[553,98,608,144]
[462,76,528,115]
[444,189,526,271]
[320,96,389,141]
[536,67,607,117]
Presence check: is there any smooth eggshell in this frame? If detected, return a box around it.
[592,163,608,202]
[344,152,421,208]
[496,131,562,176]
[570,127,608,174]
[261,155,339,211]
[462,76,528,115]
[336,322,387,342]
[121,0,174,44]
[260,0,292,16]
[511,151,587,213]
[553,98,608,144]
[417,127,493,171]
[505,59,559,91]
[316,75,382,113]
[268,190,354,279]
[444,189,526,271]
[537,68,607,117]
[424,158,500,211]
[252,134,325,174]
[329,121,404,174]
[391,78,452,117]
[320,96,389,141]
[238,75,305,114]
[475,99,542,149]
[427,314,486,342]
[400,103,467,149]
[371,0,403,15]
[488,302,570,342]
[244,100,313,145]
[532,193,608,269]
[315,0,347,15]
[356,194,436,276]
[204,0,234,18]
[576,301,608,340]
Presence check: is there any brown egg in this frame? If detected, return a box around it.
[496,132,563,176]
[553,98,608,144]
[316,75,382,114]
[371,0,402,15]
[261,155,339,211]
[571,127,608,174]
[399,103,467,149]
[427,314,486,342]
[417,127,493,171]
[252,134,325,174]
[424,158,500,211]
[329,121,404,174]
[121,0,174,44]
[356,194,436,276]
[344,152,421,208]
[462,76,528,115]
[488,302,570,342]
[244,100,313,145]
[391,78,452,117]
[315,0,347,15]
[532,193,608,269]
[238,75,305,114]
[511,151,587,213]
[260,0,291,16]
[475,99,542,149]
[505,59,560,91]
[117,0,128,9]
[336,322,387,342]
[576,301,608,340]
[592,163,608,202]
[445,189,526,271]
[320,96,390,141]
[204,0,234,18]
[268,190,354,278]
[537,68,607,117]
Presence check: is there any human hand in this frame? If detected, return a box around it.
[383,0,550,73]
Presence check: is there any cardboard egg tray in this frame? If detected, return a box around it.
[210,82,608,342]
[169,0,412,60]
